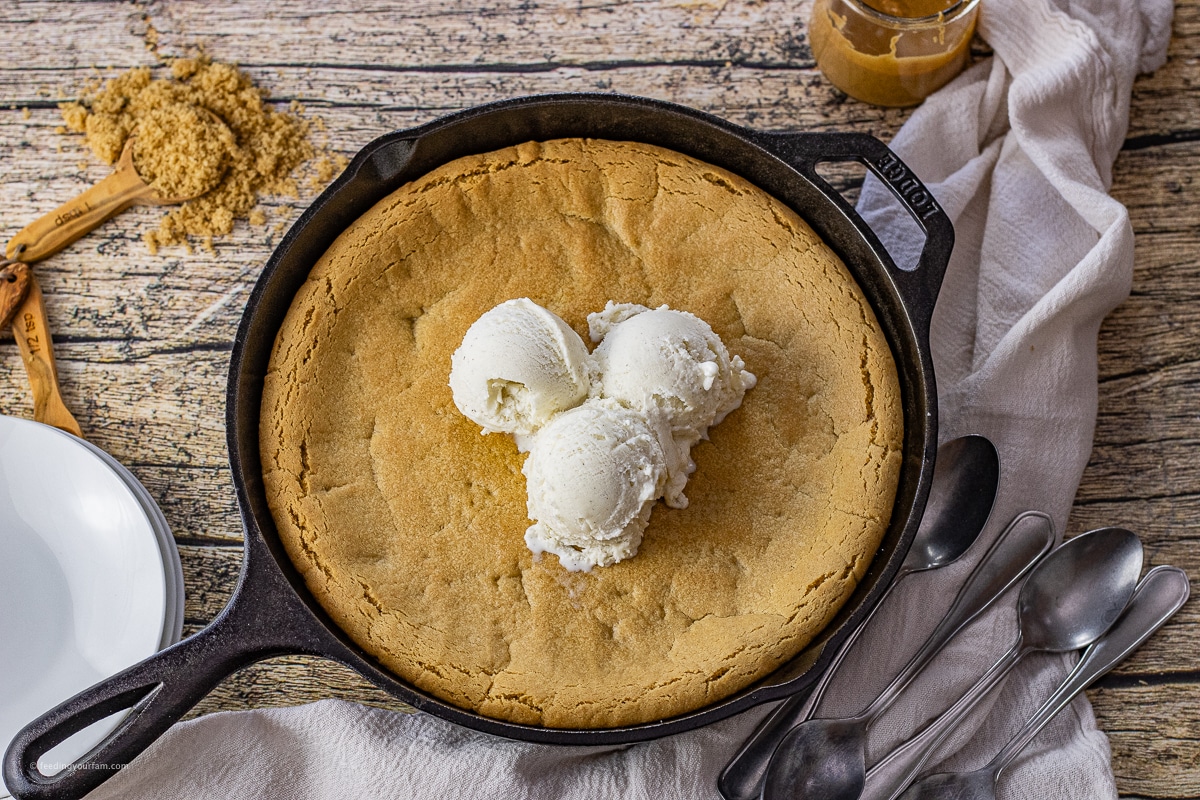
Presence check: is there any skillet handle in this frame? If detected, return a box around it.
[2,551,317,800]
[755,132,954,332]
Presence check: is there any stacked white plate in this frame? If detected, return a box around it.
[0,415,184,796]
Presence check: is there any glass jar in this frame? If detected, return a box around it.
[809,0,980,107]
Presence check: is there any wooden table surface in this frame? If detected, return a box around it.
[2,1,1196,796]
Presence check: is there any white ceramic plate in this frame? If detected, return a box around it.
[74,438,185,643]
[0,416,183,796]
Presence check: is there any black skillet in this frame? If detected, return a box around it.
[4,93,953,800]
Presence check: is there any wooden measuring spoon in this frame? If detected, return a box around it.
[11,271,82,437]
[0,261,31,328]
[5,129,219,263]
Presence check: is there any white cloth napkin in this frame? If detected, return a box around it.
[85,0,1172,795]
[817,0,1172,797]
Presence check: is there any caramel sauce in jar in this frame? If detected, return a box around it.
[809,0,979,107]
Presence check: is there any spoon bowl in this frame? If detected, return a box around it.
[132,107,233,204]
[720,435,999,800]
[1018,528,1143,652]
[764,526,1143,800]
[765,718,868,800]
[906,435,1001,572]
[856,527,1144,800]
[899,565,1187,800]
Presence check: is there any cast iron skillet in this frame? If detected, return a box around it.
[5,93,953,800]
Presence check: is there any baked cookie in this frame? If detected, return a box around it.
[260,138,903,728]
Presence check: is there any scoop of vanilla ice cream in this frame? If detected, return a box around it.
[449,298,593,438]
[589,302,756,506]
[589,303,757,431]
[522,399,669,572]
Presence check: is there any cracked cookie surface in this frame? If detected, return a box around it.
[260,138,903,728]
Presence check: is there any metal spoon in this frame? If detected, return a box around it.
[719,434,1000,800]
[895,565,1188,800]
[857,527,1145,800]
[760,510,1056,800]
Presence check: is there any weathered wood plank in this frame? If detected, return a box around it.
[0,346,230,461]
[0,133,1191,354]
[2,2,1195,140]
[182,655,414,720]
[0,66,906,136]
[1,0,816,72]
[1090,683,1200,799]
[4,0,1195,81]
[0,2,152,70]
[1120,1,1200,142]
[147,0,1200,78]
[179,544,241,625]
[1114,143,1200,241]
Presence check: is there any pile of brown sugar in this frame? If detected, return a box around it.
[61,58,323,253]
[132,103,234,200]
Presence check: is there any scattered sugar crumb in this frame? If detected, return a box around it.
[143,18,160,54]
[308,153,349,189]
[60,102,88,130]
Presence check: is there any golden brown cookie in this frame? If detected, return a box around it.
[260,138,903,728]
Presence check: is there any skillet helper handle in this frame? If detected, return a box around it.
[758,132,954,333]
[11,273,82,438]
[2,559,310,800]
[5,160,146,264]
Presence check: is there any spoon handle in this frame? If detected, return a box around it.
[861,638,1026,800]
[11,275,83,437]
[859,511,1054,721]
[986,565,1189,779]
[720,435,1000,800]
[6,140,148,263]
[719,574,908,800]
